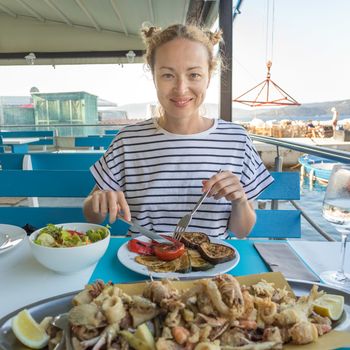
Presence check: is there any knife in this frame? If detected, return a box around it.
[0,237,23,251]
[118,217,172,245]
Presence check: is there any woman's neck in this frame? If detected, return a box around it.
[158,115,213,134]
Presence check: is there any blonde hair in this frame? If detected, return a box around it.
[141,24,222,75]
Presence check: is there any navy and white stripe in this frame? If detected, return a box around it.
[90,118,274,238]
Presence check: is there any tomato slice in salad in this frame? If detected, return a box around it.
[153,236,185,261]
[128,239,154,255]
[67,230,84,236]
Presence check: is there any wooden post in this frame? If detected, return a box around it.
[219,0,233,121]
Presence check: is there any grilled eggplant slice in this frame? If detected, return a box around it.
[176,251,191,273]
[197,242,236,264]
[188,249,214,271]
[180,232,210,249]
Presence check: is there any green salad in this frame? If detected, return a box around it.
[34,224,109,247]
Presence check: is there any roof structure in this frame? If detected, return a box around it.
[0,0,218,66]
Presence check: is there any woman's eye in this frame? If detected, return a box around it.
[162,73,173,79]
[190,73,201,79]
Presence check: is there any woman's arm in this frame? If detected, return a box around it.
[228,198,256,238]
[202,171,256,238]
[83,185,131,224]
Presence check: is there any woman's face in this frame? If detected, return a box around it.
[153,38,210,121]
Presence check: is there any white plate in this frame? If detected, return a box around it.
[117,236,240,279]
[0,224,26,255]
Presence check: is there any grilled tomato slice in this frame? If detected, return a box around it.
[128,239,154,255]
[154,237,185,261]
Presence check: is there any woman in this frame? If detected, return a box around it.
[83,24,273,239]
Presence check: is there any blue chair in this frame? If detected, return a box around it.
[248,172,301,238]
[0,170,129,235]
[0,153,102,170]
[0,170,299,239]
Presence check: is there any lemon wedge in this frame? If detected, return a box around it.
[313,294,344,320]
[11,309,49,349]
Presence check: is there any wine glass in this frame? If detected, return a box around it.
[321,163,350,289]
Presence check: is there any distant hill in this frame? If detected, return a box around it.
[233,99,350,121]
[115,99,350,121]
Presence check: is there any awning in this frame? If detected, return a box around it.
[0,0,218,66]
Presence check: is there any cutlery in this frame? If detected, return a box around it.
[118,217,172,244]
[0,237,23,251]
[173,169,222,240]
[51,313,72,350]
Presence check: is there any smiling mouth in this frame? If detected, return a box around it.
[170,98,193,107]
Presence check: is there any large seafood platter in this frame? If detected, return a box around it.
[0,272,350,350]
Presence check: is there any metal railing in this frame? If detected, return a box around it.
[251,134,350,163]
[251,134,350,241]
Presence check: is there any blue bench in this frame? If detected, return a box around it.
[0,153,102,170]
[0,170,129,235]
[74,136,114,150]
[104,130,119,135]
[0,170,300,239]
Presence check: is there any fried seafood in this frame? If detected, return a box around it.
[289,321,318,345]
[46,275,336,350]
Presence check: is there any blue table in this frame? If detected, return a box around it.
[1,137,39,153]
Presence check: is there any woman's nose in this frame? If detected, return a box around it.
[173,78,188,94]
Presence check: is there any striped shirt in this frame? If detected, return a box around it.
[91,118,274,239]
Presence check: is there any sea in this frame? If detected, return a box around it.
[281,181,340,242]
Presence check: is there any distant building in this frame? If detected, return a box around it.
[32,91,98,125]
[0,96,34,126]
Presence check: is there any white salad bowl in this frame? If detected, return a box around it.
[29,222,110,274]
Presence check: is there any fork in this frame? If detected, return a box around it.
[173,169,222,240]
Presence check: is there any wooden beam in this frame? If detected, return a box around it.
[16,0,45,22]
[148,0,155,24]
[74,0,101,31]
[43,0,73,26]
[0,2,17,18]
[219,0,233,122]
[0,50,144,60]
[110,0,128,36]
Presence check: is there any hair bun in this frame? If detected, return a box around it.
[205,29,223,45]
[141,25,162,42]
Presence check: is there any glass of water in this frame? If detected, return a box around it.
[321,164,350,289]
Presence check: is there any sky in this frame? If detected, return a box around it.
[1,0,350,106]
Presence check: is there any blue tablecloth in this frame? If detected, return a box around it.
[89,238,269,283]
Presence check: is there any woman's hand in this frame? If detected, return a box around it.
[89,189,131,224]
[202,171,247,203]
[202,171,255,238]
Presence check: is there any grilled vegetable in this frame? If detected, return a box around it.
[136,250,191,273]
[180,232,210,249]
[188,249,214,271]
[197,242,236,264]
[128,239,154,255]
[176,251,191,273]
[135,255,166,268]
[154,240,185,261]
